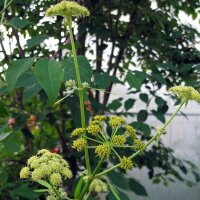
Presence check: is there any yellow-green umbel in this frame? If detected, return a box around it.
[95,144,110,158]
[120,156,133,171]
[109,116,126,127]
[169,86,200,103]
[112,135,126,146]
[20,149,72,186]
[89,179,108,193]
[46,1,89,19]
[72,138,87,152]
[71,128,85,136]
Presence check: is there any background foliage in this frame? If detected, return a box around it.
[0,0,200,199]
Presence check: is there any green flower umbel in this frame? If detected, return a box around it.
[169,86,200,103]
[20,149,72,186]
[46,1,89,19]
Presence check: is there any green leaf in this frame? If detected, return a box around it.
[131,122,151,136]
[107,171,129,190]
[34,59,64,103]
[124,99,135,111]
[0,132,11,142]
[152,74,166,84]
[126,72,142,90]
[137,110,148,122]
[0,101,8,117]
[155,96,166,108]
[107,181,120,200]
[27,35,49,49]
[94,72,122,89]
[0,169,8,185]
[179,64,193,73]
[36,179,51,189]
[12,184,40,199]
[34,189,49,193]
[152,110,165,123]
[74,174,84,199]
[16,71,38,88]
[5,57,35,91]
[16,71,42,101]
[108,99,122,110]
[152,178,161,184]
[139,93,149,103]
[2,132,22,153]
[23,82,41,102]
[63,56,92,83]
[9,17,29,28]
[107,190,129,200]
[95,72,112,89]
[129,178,148,196]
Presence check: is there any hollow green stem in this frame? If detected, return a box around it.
[67,19,91,175]
[113,145,133,148]
[95,100,186,178]
[88,146,97,148]
[84,136,103,144]
[100,131,108,141]
[0,0,9,23]
[111,126,119,139]
[85,190,91,200]
[111,148,121,159]
[50,183,62,200]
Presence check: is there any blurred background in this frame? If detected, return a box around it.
[0,0,200,199]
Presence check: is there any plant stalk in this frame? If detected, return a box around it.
[67,20,91,175]
[79,157,105,199]
[50,183,62,200]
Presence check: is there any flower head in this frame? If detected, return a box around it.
[133,139,145,151]
[93,115,106,122]
[120,156,133,171]
[124,125,136,138]
[65,79,76,90]
[20,167,30,179]
[71,128,85,136]
[61,168,73,179]
[90,179,108,193]
[89,120,100,126]
[95,144,110,158]
[169,86,200,103]
[72,138,87,152]
[46,1,89,19]
[86,124,101,135]
[109,116,126,127]
[50,173,62,186]
[31,168,44,180]
[20,149,72,186]
[8,117,15,125]
[82,82,90,88]
[112,135,126,146]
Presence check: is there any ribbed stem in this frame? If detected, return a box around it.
[79,157,105,199]
[67,19,91,175]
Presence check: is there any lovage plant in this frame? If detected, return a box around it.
[19,1,200,200]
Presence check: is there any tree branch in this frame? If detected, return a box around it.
[12,28,25,58]
[103,3,144,106]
